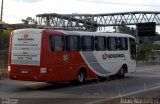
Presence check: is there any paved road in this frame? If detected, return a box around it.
[0,64,160,104]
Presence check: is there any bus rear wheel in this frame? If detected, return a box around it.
[77,71,86,83]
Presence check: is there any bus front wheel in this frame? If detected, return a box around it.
[117,66,126,78]
[119,68,125,78]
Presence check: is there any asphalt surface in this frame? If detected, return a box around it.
[0,64,160,104]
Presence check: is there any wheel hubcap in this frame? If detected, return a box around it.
[78,73,84,82]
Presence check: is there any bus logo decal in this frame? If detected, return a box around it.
[102,53,107,60]
[24,34,29,39]
[108,54,125,58]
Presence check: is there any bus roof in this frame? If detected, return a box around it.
[57,30,135,39]
[13,28,135,39]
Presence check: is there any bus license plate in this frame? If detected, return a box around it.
[21,70,29,74]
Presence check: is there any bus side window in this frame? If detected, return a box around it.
[129,38,136,59]
[82,36,94,51]
[49,35,54,51]
[66,35,81,51]
[49,35,64,52]
[118,37,128,50]
[95,36,107,51]
[107,37,118,51]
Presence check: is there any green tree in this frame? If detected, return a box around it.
[21,17,37,25]
[117,21,136,36]
[0,29,12,49]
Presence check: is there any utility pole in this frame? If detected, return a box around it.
[1,0,3,21]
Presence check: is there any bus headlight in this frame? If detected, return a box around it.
[40,68,47,74]
[8,66,11,71]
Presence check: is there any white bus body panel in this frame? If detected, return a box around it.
[60,31,136,77]
[11,29,43,66]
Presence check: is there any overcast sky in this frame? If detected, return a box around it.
[2,0,160,24]
[1,0,160,32]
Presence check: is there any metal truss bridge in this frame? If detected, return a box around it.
[36,11,160,31]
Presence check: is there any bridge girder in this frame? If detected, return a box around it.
[36,11,160,31]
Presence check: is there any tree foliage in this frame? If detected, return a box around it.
[0,29,12,49]
[117,21,136,36]
[21,17,37,25]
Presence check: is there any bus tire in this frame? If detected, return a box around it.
[119,66,127,78]
[119,67,125,78]
[117,66,126,78]
[77,70,86,83]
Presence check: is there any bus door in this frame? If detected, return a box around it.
[49,35,68,81]
[129,38,136,72]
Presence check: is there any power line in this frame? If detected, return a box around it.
[76,0,160,7]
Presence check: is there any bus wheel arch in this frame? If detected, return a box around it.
[77,67,87,83]
[122,64,128,73]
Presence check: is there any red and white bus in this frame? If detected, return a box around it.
[8,28,136,83]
